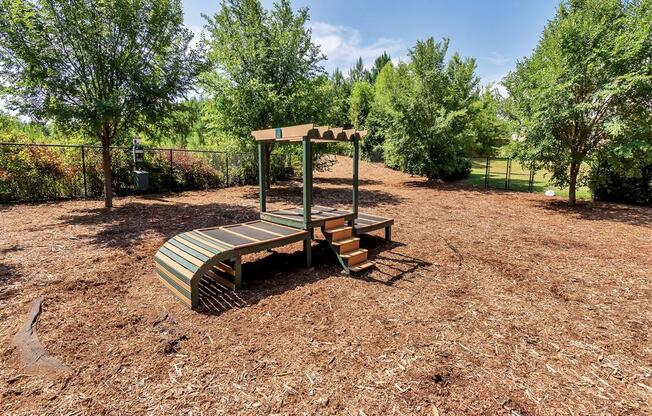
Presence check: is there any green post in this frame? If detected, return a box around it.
[352,134,359,217]
[258,142,266,213]
[302,136,312,229]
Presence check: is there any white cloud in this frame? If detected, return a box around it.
[310,21,406,73]
[482,52,510,67]
[482,73,509,96]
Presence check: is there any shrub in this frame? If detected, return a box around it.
[591,160,652,206]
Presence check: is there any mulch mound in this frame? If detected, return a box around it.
[1,156,651,415]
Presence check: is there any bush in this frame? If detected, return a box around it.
[591,160,652,206]
[0,145,81,202]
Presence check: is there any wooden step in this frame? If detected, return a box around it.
[340,248,368,266]
[332,237,360,253]
[324,226,353,242]
[348,260,375,273]
[324,218,345,231]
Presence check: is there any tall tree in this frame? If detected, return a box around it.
[504,0,652,205]
[369,52,391,84]
[377,38,481,180]
[0,0,202,207]
[202,0,325,187]
[348,57,370,83]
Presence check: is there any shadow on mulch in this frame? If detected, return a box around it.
[313,177,383,186]
[535,200,652,226]
[0,263,20,301]
[195,235,425,316]
[196,241,341,316]
[0,244,23,255]
[359,236,432,286]
[242,185,406,207]
[57,200,259,249]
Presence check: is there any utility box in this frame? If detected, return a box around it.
[133,170,149,191]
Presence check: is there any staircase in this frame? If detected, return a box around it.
[322,218,375,274]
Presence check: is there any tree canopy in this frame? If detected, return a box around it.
[0,0,202,207]
[504,0,652,205]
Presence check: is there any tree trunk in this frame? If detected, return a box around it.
[101,124,113,208]
[568,160,580,206]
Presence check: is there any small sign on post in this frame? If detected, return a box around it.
[132,137,144,163]
[132,136,148,191]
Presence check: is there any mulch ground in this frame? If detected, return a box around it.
[1,156,651,415]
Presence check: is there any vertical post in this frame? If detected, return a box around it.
[505,158,512,190]
[81,145,88,198]
[258,142,266,213]
[484,157,490,188]
[352,134,359,218]
[169,148,174,190]
[302,136,312,229]
[303,236,312,268]
[233,256,242,290]
[225,153,229,187]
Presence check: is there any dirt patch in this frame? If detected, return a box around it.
[0,156,651,414]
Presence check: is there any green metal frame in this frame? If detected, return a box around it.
[257,134,359,226]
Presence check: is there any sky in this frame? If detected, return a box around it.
[181,0,560,92]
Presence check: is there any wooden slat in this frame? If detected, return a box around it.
[220,226,261,241]
[242,223,284,237]
[157,247,199,273]
[251,123,315,141]
[157,272,192,306]
[248,220,305,235]
[155,252,195,280]
[357,212,391,222]
[173,235,217,258]
[156,262,191,293]
[167,239,210,262]
[193,230,237,248]
[214,261,236,277]
[205,269,236,290]
[162,243,204,268]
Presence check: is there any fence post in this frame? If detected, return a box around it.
[169,149,174,190]
[225,153,229,187]
[505,158,512,190]
[81,145,88,198]
[484,157,490,188]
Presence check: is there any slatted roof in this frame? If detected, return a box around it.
[251,123,367,143]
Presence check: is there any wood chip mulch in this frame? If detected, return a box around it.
[1,156,651,415]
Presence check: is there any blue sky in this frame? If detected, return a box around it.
[182,0,560,91]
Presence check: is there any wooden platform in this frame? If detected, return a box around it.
[262,205,356,229]
[155,220,309,308]
[353,212,394,239]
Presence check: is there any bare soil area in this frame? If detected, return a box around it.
[1,156,651,415]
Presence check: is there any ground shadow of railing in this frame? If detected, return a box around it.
[352,236,433,287]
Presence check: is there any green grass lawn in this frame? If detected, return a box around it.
[464,158,592,200]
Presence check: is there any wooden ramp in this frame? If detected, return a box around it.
[155,220,309,309]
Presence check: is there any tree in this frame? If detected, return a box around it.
[0,0,201,207]
[369,52,391,84]
[504,0,652,205]
[376,38,481,180]
[349,81,374,129]
[202,0,326,188]
[466,88,510,156]
[324,68,351,127]
[348,57,370,83]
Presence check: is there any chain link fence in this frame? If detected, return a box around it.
[468,157,591,199]
[0,142,297,203]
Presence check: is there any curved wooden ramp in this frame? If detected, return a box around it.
[155,221,310,309]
